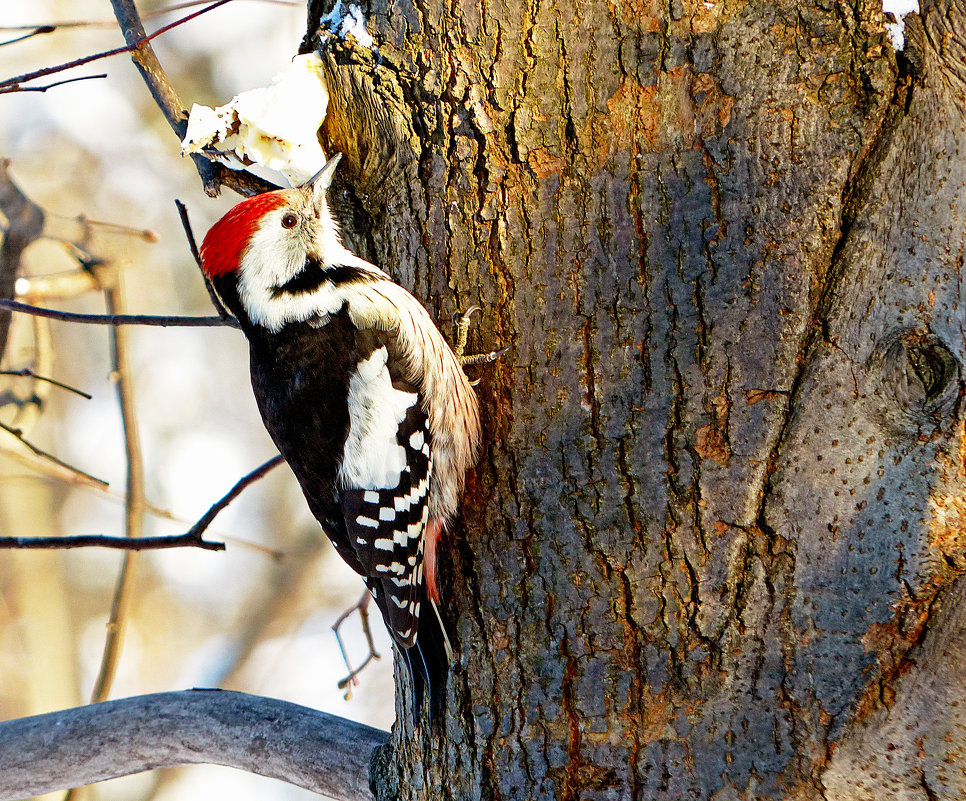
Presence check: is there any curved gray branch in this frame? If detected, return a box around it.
[0,689,389,801]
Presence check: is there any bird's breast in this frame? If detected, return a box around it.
[247,308,363,497]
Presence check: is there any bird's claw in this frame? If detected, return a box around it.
[453,306,482,361]
[462,345,510,368]
[453,306,506,381]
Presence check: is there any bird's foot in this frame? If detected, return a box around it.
[453,306,508,382]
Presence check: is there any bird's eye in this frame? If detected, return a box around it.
[281,213,298,229]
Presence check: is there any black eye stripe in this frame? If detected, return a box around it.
[269,257,372,297]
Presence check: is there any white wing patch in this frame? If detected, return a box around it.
[339,346,419,490]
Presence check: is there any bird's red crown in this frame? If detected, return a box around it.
[199,191,286,278]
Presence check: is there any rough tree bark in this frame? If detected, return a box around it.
[307,0,966,798]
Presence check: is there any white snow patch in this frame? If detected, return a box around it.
[322,0,375,48]
[882,0,919,50]
[181,53,329,186]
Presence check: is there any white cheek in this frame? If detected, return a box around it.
[237,217,342,331]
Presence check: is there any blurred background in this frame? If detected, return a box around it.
[0,2,394,799]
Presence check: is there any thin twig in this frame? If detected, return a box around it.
[334,591,381,696]
[0,299,238,328]
[185,455,285,540]
[1,445,180,515]
[175,199,235,322]
[0,73,106,94]
[0,27,55,47]
[0,446,111,492]
[0,420,108,487]
[0,368,92,399]
[0,0,235,91]
[109,0,278,197]
[0,446,287,558]
[60,215,158,242]
[174,201,203,264]
[0,533,224,551]
[0,1,300,31]
[88,277,147,704]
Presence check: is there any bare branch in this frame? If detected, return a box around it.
[175,199,236,322]
[334,591,382,695]
[0,446,113,493]
[0,533,224,552]
[0,368,92,398]
[175,200,204,264]
[62,215,158,241]
[0,27,54,47]
[0,689,389,801]
[14,269,100,301]
[0,421,108,487]
[0,299,238,328]
[0,0,232,92]
[0,447,286,557]
[185,455,285,540]
[0,73,106,94]
[88,277,150,704]
[1,2,273,201]
[0,1,301,32]
[110,0,226,193]
[109,0,279,197]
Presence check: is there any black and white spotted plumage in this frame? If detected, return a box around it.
[341,403,432,645]
[199,155,480,720]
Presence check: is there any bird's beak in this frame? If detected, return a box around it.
[304,153,342,207]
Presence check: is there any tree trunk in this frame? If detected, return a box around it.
[307,0,966,798]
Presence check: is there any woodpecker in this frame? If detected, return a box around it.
[199,154,480,718]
